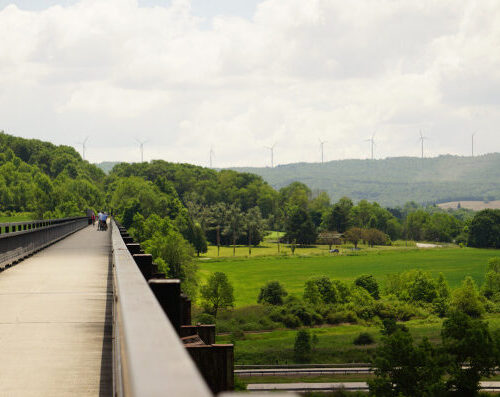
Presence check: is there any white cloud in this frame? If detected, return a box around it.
[0,0,499,166]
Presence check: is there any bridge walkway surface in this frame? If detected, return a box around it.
[0,225,112,396]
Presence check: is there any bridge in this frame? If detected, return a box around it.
[0,217,292,396]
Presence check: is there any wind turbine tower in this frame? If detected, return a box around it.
[77,136,89,160]
[319,138,327,164]
[265,143,276,168]
[135,138,148,163]
[209,146,215,168]
[419,130,428,159]
[365,134,375,160]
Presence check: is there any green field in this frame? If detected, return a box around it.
[217,315,500,365]
[199,247,499,307]
[0,213,33,223]
[0,213,34,233]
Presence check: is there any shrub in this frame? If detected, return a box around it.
[196,313,215,324]
[258,281,288,305]
[294,329,312,362]
[353,332,375,345]
[355,274,380,300]
[451,277,484,318]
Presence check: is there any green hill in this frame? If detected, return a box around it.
[231,154,500,206]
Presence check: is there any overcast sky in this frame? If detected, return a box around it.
[1,0,499,167]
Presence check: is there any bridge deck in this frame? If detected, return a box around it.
[0,226,112,396]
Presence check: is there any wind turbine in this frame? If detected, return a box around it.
[419,130,428,159]
[77,136,89,160]
[135,138,148,163]
[265,143,276,168]
[472,132,477,157]
[319,138,327,164]
[365,133,375,160]
[209,146,215,168]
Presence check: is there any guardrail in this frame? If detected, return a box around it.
[112,219,213,397]
[0,216,89,269]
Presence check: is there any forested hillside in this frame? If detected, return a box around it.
[232,154,500,206]
[0,132,105,217]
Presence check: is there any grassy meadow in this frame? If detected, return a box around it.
[218,315,500,365]
[198,245,498,307]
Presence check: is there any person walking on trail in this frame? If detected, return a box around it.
[97,211,103,231]
[91,212,96,227]
[101,212,108,231]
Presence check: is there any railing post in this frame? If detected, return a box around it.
[148,279,182,334]
[126,243,143,255]
[132,254,153,280]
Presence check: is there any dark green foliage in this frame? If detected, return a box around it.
[195,313,215,325]
[370,312,500,397]
[142,228,198,298]
[257,281,288,305]
[200,272,234,317]
[191,222,208,256]
[269,297,323,328]
[326,197,353,233]
[442,311,499,396]
[0,132,105,217]
[294,329,312,363]
[354,274,380,299]
[284,205,317,244]
[353,332,375,345]
[369,327,447,397]
[110,160,278,215]
[468,209,500,248]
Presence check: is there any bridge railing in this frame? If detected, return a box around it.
[0,216,89,269]
[111,219,213,397]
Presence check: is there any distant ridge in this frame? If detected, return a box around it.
[95,161,120,174]
[230,154,500,206]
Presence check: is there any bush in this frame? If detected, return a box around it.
[355,274,380,300]
[294,329,312,362]
[353,332,375,345]
[258,281,288,305]
[196,313,215,324]
[326,310,358,325]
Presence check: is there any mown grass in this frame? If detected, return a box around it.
[0,212,34,223]
[217,315,500,365]
[199,246,499,307]
[0,212,34,233]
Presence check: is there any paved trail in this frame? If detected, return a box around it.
[0,226,112,396]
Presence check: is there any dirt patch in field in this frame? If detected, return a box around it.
[437,200,500,211]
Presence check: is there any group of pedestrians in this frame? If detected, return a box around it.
[91,211,108,231]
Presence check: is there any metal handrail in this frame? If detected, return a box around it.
[111,219,212,397]
[0,216,88,268]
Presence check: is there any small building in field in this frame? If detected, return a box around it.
[317,231,343,248]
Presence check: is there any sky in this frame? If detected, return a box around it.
[0,0,499,167]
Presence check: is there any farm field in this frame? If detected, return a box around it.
[438,200,500,210]
[199,247,499,307]
[217,315,500,365]
[0,212,34,223]
[0,213,34,233]
[201,240,417,259]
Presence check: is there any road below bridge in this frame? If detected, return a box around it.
[0,225,112,396]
